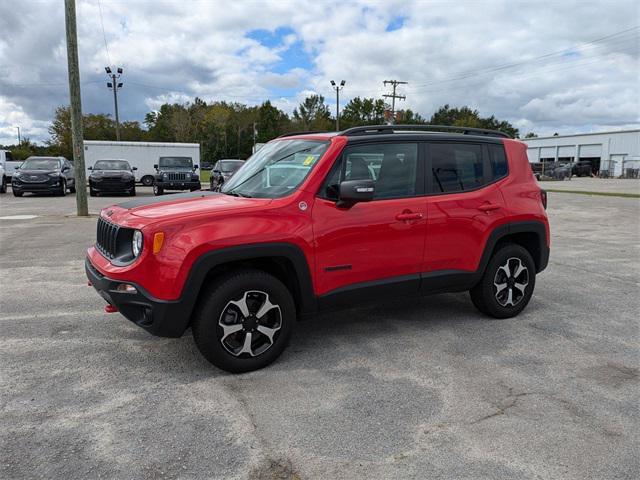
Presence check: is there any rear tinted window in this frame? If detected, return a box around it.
[488,144,508,179]
[430,143,483,193]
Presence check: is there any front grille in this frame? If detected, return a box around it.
[167,172,188,181]
[20,174,48,183]
[96,217,120,259]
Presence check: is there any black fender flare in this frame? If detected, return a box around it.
[177,242,316,322]
[478,220,549,275]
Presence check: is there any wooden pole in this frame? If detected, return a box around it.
[64,0,88,216]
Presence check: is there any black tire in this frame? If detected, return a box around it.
[470,243,536,319]
[58,179,66,196]
[69,184,76,193]
[0,176,6,193]
[153,184,163,196]
[141,176,154,187]
[89,188,97,197]
[13,189,23,197]
[130,186,136,196]
[192,269,295,373]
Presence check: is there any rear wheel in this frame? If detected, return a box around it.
[69,181,76,193]
[192,270,295,373]
[470,243,536,319]
[141,175,154,187]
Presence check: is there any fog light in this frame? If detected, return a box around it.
[116,283,138,294]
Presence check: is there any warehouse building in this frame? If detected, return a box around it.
[522,129,640,177]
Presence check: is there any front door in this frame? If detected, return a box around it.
[313,142,426,297]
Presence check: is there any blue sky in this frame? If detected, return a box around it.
[0,0,638,144]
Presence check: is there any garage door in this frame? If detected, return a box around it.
[558,146,575,157]
[527,148,539,162]
[579,144,602,157]
[540,147,555,160]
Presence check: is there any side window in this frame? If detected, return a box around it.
[488,144,508,180]
[323,143,418,200]
[6,152,14,162]
[430,143,484,193]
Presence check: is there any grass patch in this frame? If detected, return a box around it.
[200,169,211,183]
[545,189,640,199]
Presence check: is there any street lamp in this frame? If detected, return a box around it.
[105,66,123,140]
[330,80,345,131]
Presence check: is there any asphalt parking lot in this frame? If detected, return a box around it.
[1,183,638,480]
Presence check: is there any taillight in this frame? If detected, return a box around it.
[540,189,547,210]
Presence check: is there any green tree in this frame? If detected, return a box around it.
[524,132,538,138]
[428,104,519,138]
[340,97,386,128]
[292,95,332,131]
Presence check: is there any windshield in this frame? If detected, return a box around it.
[218,160,244,173]
[21,158,60,170]
[221,140,329,198]
[94,160,131,170]
[159,156,193,168]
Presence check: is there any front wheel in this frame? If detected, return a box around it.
[192,270,295,373]
[153,184,163,196]
[470,243,536,319]
[0,176,6,193]
[58,179,66,196]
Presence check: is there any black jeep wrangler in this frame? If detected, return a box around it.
[153,156,201,195]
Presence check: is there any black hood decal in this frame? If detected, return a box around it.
[116,190,219,210]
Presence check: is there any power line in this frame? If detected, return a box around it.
[97,0,111,66]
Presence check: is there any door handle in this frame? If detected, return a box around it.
[477,203,501,212]
[396,211,423,221]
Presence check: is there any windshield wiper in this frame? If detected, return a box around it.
[224,190,252,198]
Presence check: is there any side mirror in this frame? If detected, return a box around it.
[62,166,69,172]
[14,166,20,170]
[153,164,158,170]
[132,167,138,171]
[193,164,199,170]
[213,169,221,174]
[337,179,375,208]
[87,166,93,170]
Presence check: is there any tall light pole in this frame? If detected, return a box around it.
[105,66,123,140]
[330,80,345,131]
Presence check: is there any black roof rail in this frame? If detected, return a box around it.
[341,124,512,139]
[276,130,327,138]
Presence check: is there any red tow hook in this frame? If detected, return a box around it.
[104,304,118,313]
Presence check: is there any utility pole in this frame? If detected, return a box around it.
[330,80,345,131]
[16,127,21,145]
[252,122,257,151]
[383,80,407,124]
[105,66,123,140]
[64,0,88,216]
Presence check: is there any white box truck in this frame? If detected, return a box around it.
[83,141,200,186]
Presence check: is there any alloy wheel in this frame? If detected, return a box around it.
[494,257,529,307]
[218,290,282,357]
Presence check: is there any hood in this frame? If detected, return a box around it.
[107,191,271,222]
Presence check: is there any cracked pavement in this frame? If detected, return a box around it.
[1,186,639,479]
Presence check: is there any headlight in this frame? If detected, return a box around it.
[162,173,168,178]
[48,172,60,177]
[132,230,143,257]
[14,171,23,177]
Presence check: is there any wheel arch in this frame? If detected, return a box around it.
[480,221,549,275]
[177,243,316,333]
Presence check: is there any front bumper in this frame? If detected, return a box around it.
[85,257,189,337]
[90,179,135,193]
[12,177,61,192]
[155,180,201,190]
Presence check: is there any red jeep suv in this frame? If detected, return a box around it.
[86,125,549,372]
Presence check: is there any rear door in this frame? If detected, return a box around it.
[313,142,427,297]
[424,141,508,274]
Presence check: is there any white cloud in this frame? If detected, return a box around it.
[0,0,638,144]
